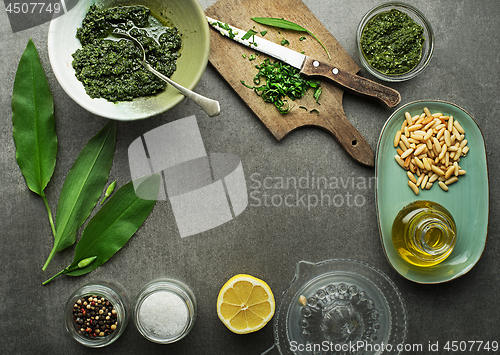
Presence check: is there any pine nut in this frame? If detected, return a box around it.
[444,130,452,146]
[445,166,455,180]
[407,171,417,183]
[423,130,433,141]
[434,124,446,132]
[414,144,427,156]
[416,173,425,187]
[394,108,469,193]
[438,181,449,191]
[405,111,412,125]
[438,145,448,160]
[423,158,432,171]
[431,165,445,176]
[408,181,419,195]
[421,175,429,190]
[445,176,459,185]
[394,130,402,147]
[401,135,410,148]
[395,155,405,168]
[429,173,439,183]
[422,116,434,125]
[404,155,411,168]
[401,148,414,159]
[408,124,423,132]
[454,120,465,134]
[436,127,446,140]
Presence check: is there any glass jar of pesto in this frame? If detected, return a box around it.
[356,2,434,82]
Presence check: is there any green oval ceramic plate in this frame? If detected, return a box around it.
[376,100,489,284]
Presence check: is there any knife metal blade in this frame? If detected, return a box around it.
[207,16,401,108]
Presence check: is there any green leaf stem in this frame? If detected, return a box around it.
[42,121,117,270]
[42,175,160,285]
[251,17,331,59]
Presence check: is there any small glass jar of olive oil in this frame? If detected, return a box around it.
[392,200,457,267]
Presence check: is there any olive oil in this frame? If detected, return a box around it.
[392,200,457,267]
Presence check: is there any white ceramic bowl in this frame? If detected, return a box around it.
[48,0,210,120]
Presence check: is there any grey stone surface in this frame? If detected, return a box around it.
[1,0,499,354]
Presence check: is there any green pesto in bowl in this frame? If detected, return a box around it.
[360,9,425,75]
[72,4,182,102]
[48,0,210,120]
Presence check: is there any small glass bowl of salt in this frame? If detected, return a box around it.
[133,278,197,344]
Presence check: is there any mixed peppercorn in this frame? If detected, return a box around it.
[72,295,118,338]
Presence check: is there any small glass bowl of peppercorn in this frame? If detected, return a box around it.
[356,2,434,82]
[65,281,130,348]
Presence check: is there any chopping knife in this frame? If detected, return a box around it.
[206,16,401,108]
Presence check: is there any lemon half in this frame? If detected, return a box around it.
[217,274,275,334]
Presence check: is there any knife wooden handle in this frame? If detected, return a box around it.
[301,57,401,108]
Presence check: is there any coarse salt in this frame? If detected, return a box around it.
[139,291,188,339]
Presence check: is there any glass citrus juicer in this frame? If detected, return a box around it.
[262,259,407,355]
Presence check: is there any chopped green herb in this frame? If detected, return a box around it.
[214,21,237,38]
[310,108,320,115]
[240,80,253,89]
[242,53,247,58]
[242,29,258,40]
[281,39,290,46]
[299,106,308,110]
[260,30,268,36]
[313,87,322,104]
[249,54,256,61]
[299,36,306,41]
[241,58,321,114]
[301,51,305,54]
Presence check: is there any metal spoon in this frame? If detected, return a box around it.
[112,28,220,117]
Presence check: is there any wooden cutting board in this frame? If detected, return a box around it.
[206,0,374,167]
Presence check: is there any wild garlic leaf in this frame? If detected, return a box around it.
[251,17,331,59]
[43,174,160,285]
[12,38,57,197]
[42,121,117,270]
